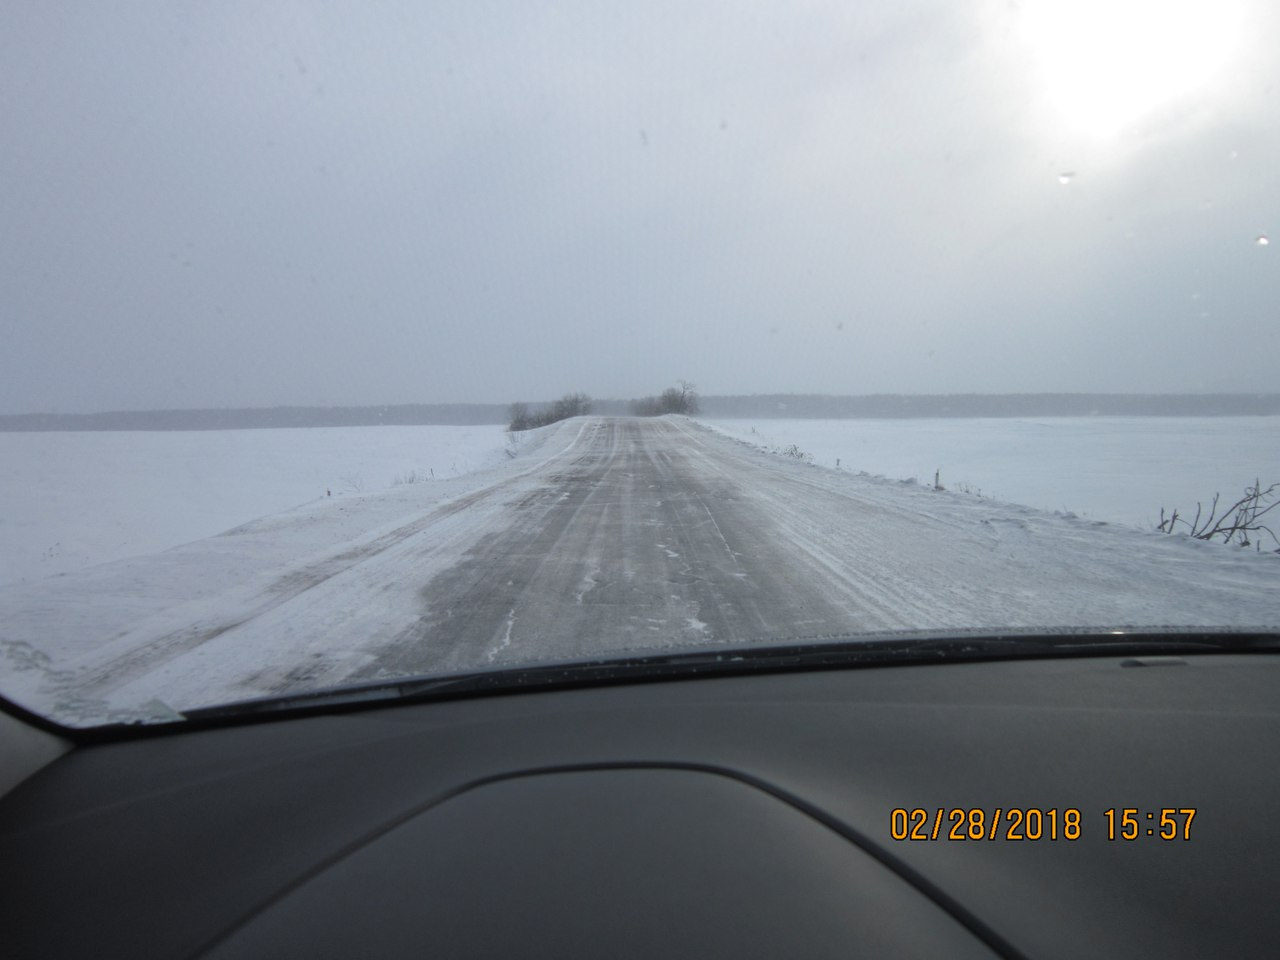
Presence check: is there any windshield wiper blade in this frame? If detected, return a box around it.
[174,627,1280,725]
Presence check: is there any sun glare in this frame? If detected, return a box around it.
[1017,0,1242,138]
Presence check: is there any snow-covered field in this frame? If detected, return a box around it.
[705,417,1280,532]
[3,417,1277,590]
[0,424,512,586]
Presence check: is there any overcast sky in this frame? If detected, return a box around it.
[3,1,1277,413]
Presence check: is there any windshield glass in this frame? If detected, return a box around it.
[2,2,1277,728]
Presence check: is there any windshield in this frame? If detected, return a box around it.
[2,2,1277,728]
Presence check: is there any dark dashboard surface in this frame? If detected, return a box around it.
[2,653,1277,959]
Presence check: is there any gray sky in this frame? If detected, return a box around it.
[3,1,1277,413]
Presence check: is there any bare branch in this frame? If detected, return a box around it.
[1158,481,1280,552]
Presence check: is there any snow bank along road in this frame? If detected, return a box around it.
[2,416,1277,723]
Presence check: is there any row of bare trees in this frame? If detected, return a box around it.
[630,381,700,417]
[507,382,701,431]
[507,393,592,432]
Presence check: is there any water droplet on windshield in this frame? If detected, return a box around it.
[1257,235,1270,246]
[1058,172,1076,184]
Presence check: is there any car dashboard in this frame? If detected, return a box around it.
[1,650,1278,959]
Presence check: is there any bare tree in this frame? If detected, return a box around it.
[677,379,700,414]
[507,402,531,432]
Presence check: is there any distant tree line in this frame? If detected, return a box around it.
[630,381,700,417]
[694,393,1280,419]
[507,393,593,432]
[7,392,1277,433]
[0,403,516,432]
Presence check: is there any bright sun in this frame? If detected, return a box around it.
[1017,0,1242,138]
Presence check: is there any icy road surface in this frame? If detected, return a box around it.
[1,416,1277,724]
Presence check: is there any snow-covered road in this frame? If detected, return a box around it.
[2,416,1276,724]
